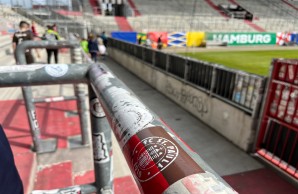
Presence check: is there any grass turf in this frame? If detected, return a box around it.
[180,50,298,76]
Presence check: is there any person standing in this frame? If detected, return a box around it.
[138,36,142,45]
[12,21,35,64]
[157,35,163,50]
[44,25,60,64]
[100,31,108,48]
[98,38,106,60]
[0,125,24,194]
[88,34,99,62]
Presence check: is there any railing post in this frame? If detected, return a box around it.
[88,85,113,194]
[210,65,217,95]
[21,86,42,152]
[152,50,156,66]
[16,42,59,154]
[70,46,90,147]
[142,47,146,61]
[184,59,189,81]
[166,53,170,72]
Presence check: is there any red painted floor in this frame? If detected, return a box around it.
[0,99,80,193]
[74,170,140,194]
[223,168,298,194]
[34,161,73,190]
[1,99,81,150]
[14,152,35,194]
[74,170,95,185]
[2,100,297,193]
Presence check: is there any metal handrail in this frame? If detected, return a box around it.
[89,63,237,194]
[0,39,238,193]
[15,40,89,153]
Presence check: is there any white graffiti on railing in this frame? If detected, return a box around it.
[165,81,208,116]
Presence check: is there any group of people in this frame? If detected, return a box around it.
[79,32,108,62]
[12,20,109,64]
[12,20,60,64]
[138,35,163,50]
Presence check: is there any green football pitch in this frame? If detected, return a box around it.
[180,50,298,76]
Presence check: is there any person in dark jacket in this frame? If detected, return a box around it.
[0,125,23,194]
[157,35,163,50]
[100,31,108,48]
[44,25,60,64]
[88,34,99,62]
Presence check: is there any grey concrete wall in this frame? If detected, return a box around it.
[108,48,254,151]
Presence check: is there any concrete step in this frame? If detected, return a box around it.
[0,35,13,59]
[0,45,13,59]
[0,54,15,66]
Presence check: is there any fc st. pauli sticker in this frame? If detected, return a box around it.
[132,136,179,182]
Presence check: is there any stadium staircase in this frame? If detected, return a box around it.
[80,0,94,15]
[114,16,134,31]
[126,0,141,16]
[282,0,298,11]
[232,0,298,31]
[206,0,266,32]
[89,0,100,15]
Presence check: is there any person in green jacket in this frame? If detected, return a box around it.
[44,25,60,63]
[81,38,89,54]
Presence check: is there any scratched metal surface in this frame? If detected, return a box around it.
[0,51,75,100]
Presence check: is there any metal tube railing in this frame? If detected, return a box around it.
[88,85,113,193]
[88,63,237,194]
[0,38,239,193]
[71,45,90,147]
[15,40,80,65]
[0,61,237,193]
[15,40,88,153]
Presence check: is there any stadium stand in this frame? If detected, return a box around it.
[123,0,298,32]
[234,0,298,31]
[131,0,219,15]
[124,0,264,32]
[0,5,45,66]
[81,0,94,14]
[282,0,298,11]
[64,14,119,34]
[89,0,100,15]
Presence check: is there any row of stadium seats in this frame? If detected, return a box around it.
[65,14,119,34]
[17,0,298,34]
[127,15,254,32]
[131,0,219,16]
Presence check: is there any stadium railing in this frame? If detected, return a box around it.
[0,39,237,194]
[108,38,266,115]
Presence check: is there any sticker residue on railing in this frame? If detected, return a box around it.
[93,67,155,147]
[92,132,110,164]
[0,65,44,73]
[45,64,69,77]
